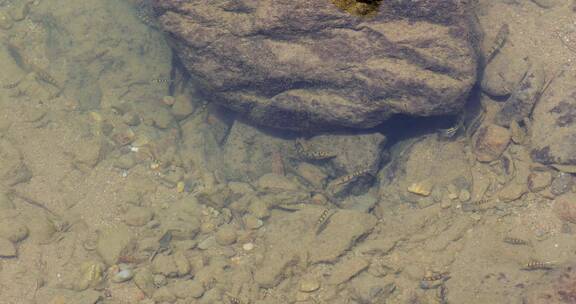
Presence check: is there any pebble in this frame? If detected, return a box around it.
[123,206,154,227]
[113,154,136,170]
[162,96,175,106]
[0,219,28,243]
[151,108,173,129]
[249,198,270,219]
[498,183,527,203]
[244,214,263,230]
[134,268,155,297]
[215,225,237,246]
[458,189,471,202]
[474,124,511,162]
[551,172,574,196]
[242,242,255,251]
[153,274,168,287]
[200,221,217,234]
[152,254,179,277]
[0,11,13,30]
[446,184,459,200]
[553,193,576,224]
[76,261,104,291]
[528,171,552,192]
[299,277,321,292]
[111,125,135,146]
[121,112,140,126]
[173,251,191,276]
[407,181,433,196]
[111,267,134,283]
[0,238,16,258]
[189,280,206,298]
[311,193,328,205]
[171,94,195,120]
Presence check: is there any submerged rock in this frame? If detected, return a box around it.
[254,208,376,288]
[221,119,293,181]
[151,0,477,131]
[531,71,576,167]
[474,124,511,162]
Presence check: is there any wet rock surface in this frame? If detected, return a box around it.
[531,72,576,167]
[474,124,511,162]
[151,0,477,130]
[254,208,377,288]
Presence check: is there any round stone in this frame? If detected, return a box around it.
[215,225,237,246]
[242,242,254,251]
[299,277,320,292]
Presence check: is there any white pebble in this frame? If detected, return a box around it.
[242,242,254,251]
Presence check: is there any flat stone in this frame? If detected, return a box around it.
[528,170,552,192]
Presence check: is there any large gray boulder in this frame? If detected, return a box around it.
[151,0,478,131]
